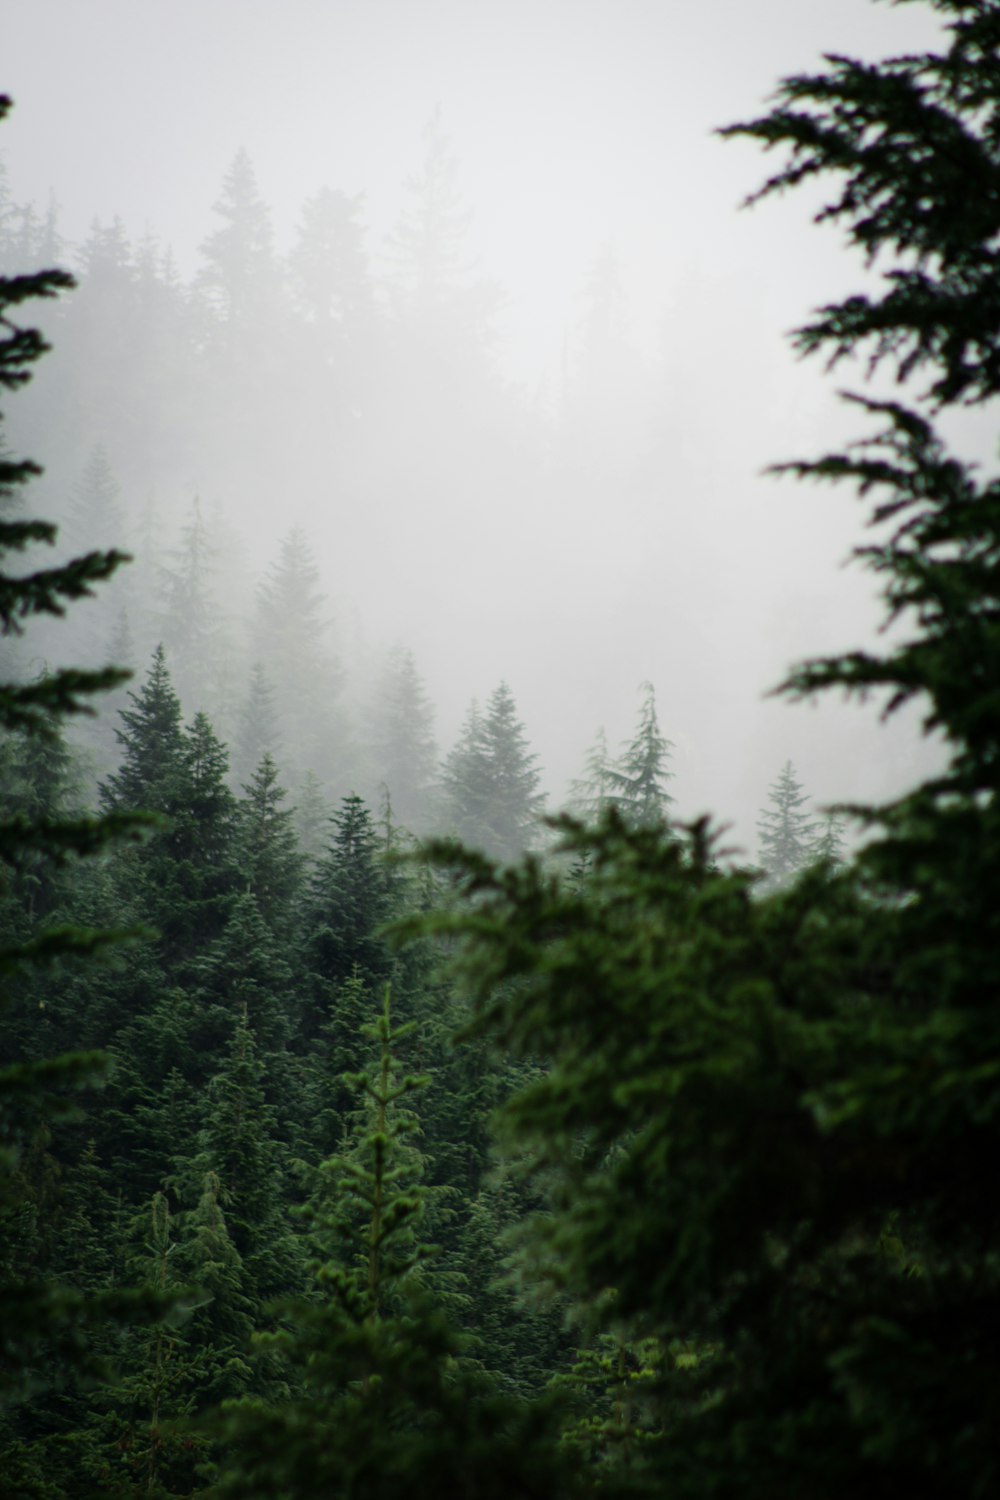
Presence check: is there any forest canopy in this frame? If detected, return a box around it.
[2,0,999,1495]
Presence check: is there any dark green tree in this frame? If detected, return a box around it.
[308,793,393,995]
[237,752,303,937]
[100,643,184,815]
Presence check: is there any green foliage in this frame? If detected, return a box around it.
[399,5,1000,1494]
[0,97,162,1455]
[210,986,577,1498]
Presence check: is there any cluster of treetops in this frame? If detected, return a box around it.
[4,0,1000,1495]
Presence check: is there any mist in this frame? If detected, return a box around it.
[3,0,949,856]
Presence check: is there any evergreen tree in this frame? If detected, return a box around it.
[157,496,228,714]
[440,682,544,860]
[386,107,480,321]
[308,793,392,995]
[237,753,303,936]
[252,527,348,789]
[195,147,277,335]
[231,661,280,790]
[65,442,123,555]
[288,185,373,332]
[567,725,618,822]
[365,645,437,833]
[811,811,847,868]
[608,680,673,828]
[194,1014,299,1301]
[756,759,816,887]
[101,643,184,815]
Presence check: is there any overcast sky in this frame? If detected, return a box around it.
[4,0,948,851]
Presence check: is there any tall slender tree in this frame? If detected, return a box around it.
[756,760,816,887]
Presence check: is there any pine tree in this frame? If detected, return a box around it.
[440,682,544,861]
[252,527,348,789]
[608,680,673,828]
[231,662,280,790]
[308,793,392,995]
[568,725,618,821]
[288,185,373,332]
[237,752,303,936]
[157,496,228,713]
[101,643,184,815]
[196,147,277,335]
[365,645,437,833]
[756,760,816,888]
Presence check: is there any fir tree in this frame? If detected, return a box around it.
[231,662,280,791]
[237,752,303,936]
[440,682,544,860]
[365,645,437,834]
[756,759,816,888]
[608,680,673,828]
[196,147,277,334]
[308,793,393,995]
[567,725,618,822]
[101,643,184,815]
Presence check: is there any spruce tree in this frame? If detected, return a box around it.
[440,682,544,860]
[237,752,303,937]
[608,680,673,828]
[365,645,438,834]
[756,759,816,888]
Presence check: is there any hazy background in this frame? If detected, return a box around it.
[4,0,949,855]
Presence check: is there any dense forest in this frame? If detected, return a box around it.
[2,0,999,1495]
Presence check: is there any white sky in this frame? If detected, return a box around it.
[4,0,949,850]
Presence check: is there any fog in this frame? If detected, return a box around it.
[4,0,948,856]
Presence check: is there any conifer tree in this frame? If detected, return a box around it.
[365,645,438,833]
[252,527,348,788]
[440,682,544,860]
[608,680,673,828]
[237,752,303,936]
[231,662,280,790]
[568,725,618,821]
[101,643,184,815]
[756,759,816,887]
[308,793,393,994]
[196,147,277,335]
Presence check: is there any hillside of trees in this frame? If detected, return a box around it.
[3,0,999,1495]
